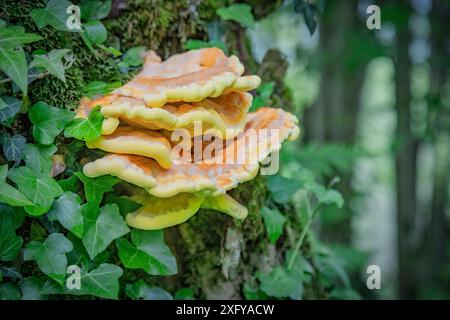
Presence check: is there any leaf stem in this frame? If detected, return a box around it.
[287,204,321,270]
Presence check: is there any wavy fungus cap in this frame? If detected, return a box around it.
[83,107,300,198]
[86,126,175,169]
[113,48,261,107]
[125,191,248,230]
[81,91,252,138]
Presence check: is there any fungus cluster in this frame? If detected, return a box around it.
[77,48,300,230]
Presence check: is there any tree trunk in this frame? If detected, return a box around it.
[394,17,417,299]
[305,0,365,244]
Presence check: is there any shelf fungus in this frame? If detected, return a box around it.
[114,48,261,107]
[125,192,248,230]
[81,91,252,138]
[75,48,300,230]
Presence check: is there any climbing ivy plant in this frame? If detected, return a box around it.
[0,0,358,300]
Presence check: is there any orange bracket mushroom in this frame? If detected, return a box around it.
[113,48,261,107]
[83,108,300,198]
[81,91,252,138]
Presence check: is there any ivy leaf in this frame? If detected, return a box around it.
[47,192,84,238]
[0,132,26,165]
[0,265,23,282]
[309,184,344,208]
[83,81,122,98]
[122,46,146,67]
[217,4,255,28]
[0,96,21,126]
[104,193,141,216]
[0,207,25,261]
[81,20,107,49]
[58,175,80,193]
[184,40,227,54]
[82,203,129,259]
[8,166,63,216]
[116,230,177,276]
[0,283,21,300]
[0,27,42,94]
[79,0,112,20]
[250,82,275,111]
[19,277,47,300]
[260,206,286,244]
[23,143,57,176]
[258,252,313,299]
[24,233,73,286]
[30,49,71,82]
[31,0,76,32]
[267,175,302,204]
[0,165,34,207]
[125,280,173,300]
[42,263,123,299]
[64,106,104,141]
[30,220,47,242]
[258,266,302,298]
[243,282,269,300]
[28,101,75,145]
[75,172,118,205]
[174,288,195,300]
[80,263,122,299]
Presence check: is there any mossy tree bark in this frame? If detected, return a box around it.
[0,0,320,300]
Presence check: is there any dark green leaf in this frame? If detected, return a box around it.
[0,46,27,95]
[24,233,72,285]
[0,283,20,300]
[217,4,255,28]
[260,206,286,244]
[8,166,63,216]
[31,0,76,32]
[42,263,123,299]
[23,143,57,176]
[47,192,84,238]
[0,27,42,94]
[79,263,122,299]
[174,288,195,300]
[82,81,122,98]
[19,277,47,300]
[64,106,104,141]
[30,49,71,82]
[122,46,146,67]
[80,0,112,20]
[75,172,118,205]
[81,21,107,49]
[58,175,80,192]
[116,229,177,275]
[0,165,34,207]
[0,132,26,165]
[0,96,21,126]
[0,208,24,261]
[243,282,269,300]
[267,175,302,204]
[82,203,129,259]
[125,280,173,300]
[104,193,141,216]
[250,82,275,111]
[29,101,74,145]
